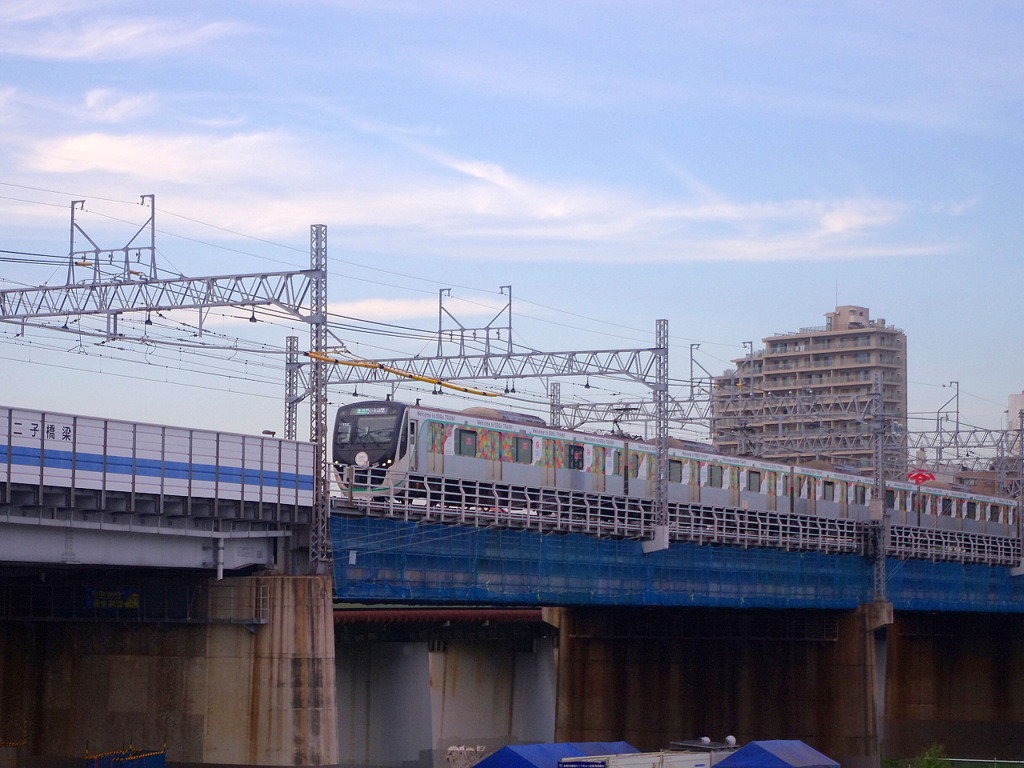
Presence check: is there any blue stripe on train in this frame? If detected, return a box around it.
[0,444,314,491]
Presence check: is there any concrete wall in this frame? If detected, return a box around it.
[884,612,1024,759]
[552,606,880,768]
[335,638,556,768]
[0,574,337,768]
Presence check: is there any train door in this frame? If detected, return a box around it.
[688,461,701,504]
[792,473,809,514]
[560,442,586,490]
[542,438,558,487]
[591,446,607,493]
[424,421,446,475]
[762,471,776,511]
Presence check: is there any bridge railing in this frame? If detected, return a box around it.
[332,470,1022,567]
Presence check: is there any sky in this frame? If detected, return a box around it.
[1,0,1023,441]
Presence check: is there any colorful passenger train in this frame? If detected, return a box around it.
[332,400,1017,538]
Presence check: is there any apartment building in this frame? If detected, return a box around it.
[711,305,907,471]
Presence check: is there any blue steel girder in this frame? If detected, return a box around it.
[0,270,321,321]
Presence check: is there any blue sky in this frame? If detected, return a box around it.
[1,0,1022,438]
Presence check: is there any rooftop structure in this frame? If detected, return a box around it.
[711,305,907,472]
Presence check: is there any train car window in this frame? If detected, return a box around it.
[823,481,835,501]
[854,486,867,505]
[747,470,761,493]
[885,489,895,509]
[941,497,953,516]
[629,454,640,478]
[990,504,1001,522]
[335,421,353,443]
[966,501,977,520]
[398,419,409,457]
[668,459,683,484]
[708,464,723,488]
[567,444,585,470]
[456,429,478,457]
[614,451,623,476]
[514,437,533,464]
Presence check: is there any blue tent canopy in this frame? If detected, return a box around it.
[476,742,639,768]
[715,741,838,768]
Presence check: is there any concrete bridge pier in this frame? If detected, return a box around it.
[335,631,557,768]
[883,611,1024,759]
[551,604,888,768]
[0,573,338,768]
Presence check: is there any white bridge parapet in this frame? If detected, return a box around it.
[0,405,315,573]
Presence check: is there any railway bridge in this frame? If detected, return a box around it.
[3,405,1024,768]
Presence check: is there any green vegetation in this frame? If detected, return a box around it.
[885,745,951,768]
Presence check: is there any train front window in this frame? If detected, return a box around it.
[337,415,398,447]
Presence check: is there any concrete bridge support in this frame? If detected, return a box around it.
[551,605,885,768]
[884,612,1024,759]
[0,574,337,768]
[335,636,556,768]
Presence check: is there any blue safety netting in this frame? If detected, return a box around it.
[332,516,1024,611]
[332,516,870,608]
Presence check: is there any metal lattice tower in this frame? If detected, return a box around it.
[549,381,562,429]
[285,336,300,441]
[308,226,330,569]
[644,318,670,552]
[871,372,889,602]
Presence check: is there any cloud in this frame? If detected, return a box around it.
[0,87,15,117]
[11,124,938,266]
[330,295,507,323]
[0,13,246,61]
[82,89,155,123]
[25,131,305,185]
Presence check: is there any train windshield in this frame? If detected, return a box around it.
[333,402,406,469]
[336,414,399,447]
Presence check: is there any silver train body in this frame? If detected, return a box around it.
[332,400,1017,538]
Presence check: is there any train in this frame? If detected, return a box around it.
[331,399,1018,538]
